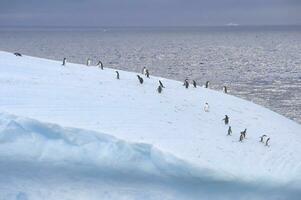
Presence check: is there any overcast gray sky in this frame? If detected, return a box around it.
[0,0,300,26]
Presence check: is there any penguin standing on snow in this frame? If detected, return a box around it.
[241,129,247,138]
[14,52,22,57]
[265,138,270,146]
[62,58,67,66]
[86,58,91,66]
[193,80,197,88]
[145,69,150,78]
[222,115,229,125]
[115,71,120,79]
[183,79,189,88]
[204,102,209,112]
[137,75,143,84]
[157,85,162,93]
[227,126,232,136]
[159,80,165,88]
[260,135,267,143]
[142,67,146,75]
[223,86,228,93]
[205,81,210,88]
[97,61,104,70]
[239,133,244,142]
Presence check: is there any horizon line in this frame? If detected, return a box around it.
[0,24,301,28]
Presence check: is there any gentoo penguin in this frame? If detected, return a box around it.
[183,79,189,88]
[223,86,228,93]
[159,80,165,88]
[241,129,247,138]
[97,61,104,70]
[205,81,210,88]
[62,58,67,66]
[265,138,270,146]
[223,115,229,125]
[227,126,232,136]
[14,52,22,57]
[204,102,209,112]
[137,75,143,84]
[157,85,162,93]
[142,67,146,75]
[115,71,120,79]
[86,58,91,66]
[145,69,150,78]
[260,135,267,143]
[193,80,197,88]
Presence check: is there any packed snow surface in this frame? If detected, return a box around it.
[0,51,301,199]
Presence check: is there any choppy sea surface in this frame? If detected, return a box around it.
[0,26,300,123]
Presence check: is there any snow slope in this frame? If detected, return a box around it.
[0,51,301,199]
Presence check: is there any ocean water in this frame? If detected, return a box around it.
[0,26,300,123]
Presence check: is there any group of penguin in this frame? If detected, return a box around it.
[223,114,270,146]
[62,57,271,147]
[63,57,104,70]
[62,58,165,93]
[140,67,165,93]
[63,57,226,96]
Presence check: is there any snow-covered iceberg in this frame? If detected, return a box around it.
[0,51,300,199]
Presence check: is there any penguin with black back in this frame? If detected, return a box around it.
[115,71,120,79]
[241,129,247,138]
[265,138,270,146]
[193,80,197,88]
[137,75,143,84]
[145,69,150,78]
[260,135,267,143]
[222,115,229,125]
[62,58,67,66]
[227,126,232,136]
[14,52,22,57]
[97,61,104,70]
[239,133,244,142]
[157,85,162,93]
[183,79,189,89]
[223,86,228,93]
[159,80,165,88]
[205,81,210,88]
